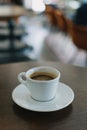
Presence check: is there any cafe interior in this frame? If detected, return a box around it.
[1,1,87,129]
[0,0,87,67]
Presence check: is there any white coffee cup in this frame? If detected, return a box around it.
[18,66,61,102]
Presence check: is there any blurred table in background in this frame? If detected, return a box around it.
[0,5,32,64]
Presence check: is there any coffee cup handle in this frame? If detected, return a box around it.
[18,72,28,86]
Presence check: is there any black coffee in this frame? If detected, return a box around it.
[30,72,56,81]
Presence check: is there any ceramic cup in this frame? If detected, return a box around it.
[18,66,61,102]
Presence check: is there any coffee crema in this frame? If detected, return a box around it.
[30,72,57,81]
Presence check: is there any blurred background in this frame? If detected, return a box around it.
[0,0,87,67]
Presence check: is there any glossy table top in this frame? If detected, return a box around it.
[0,61,87,130]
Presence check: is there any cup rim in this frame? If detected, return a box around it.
[25,66,61,82]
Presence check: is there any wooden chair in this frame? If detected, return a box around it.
[66,18,87,50]
[66,18,73,37]
[45,5,57,26]
[66,18,87,64]
[54,9,67,32]
[72,24,87,50]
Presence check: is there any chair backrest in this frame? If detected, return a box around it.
[45,5,57,26]
[66,18,87,50]
[72,24,87,50]
[66,18,73,37]
[54,9,67,32]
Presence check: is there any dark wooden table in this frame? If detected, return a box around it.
[0,61,87,130]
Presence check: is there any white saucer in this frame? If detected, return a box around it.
[12,82,74,112]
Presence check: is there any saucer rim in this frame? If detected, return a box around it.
[12,82,74,112]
